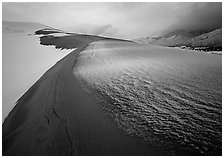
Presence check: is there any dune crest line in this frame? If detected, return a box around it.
[3,34,159,156]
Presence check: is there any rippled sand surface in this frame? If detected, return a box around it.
[74,40,222,155]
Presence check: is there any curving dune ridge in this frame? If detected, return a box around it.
[3,29,221,156]
[3,33,163,155]
[2,2,222,156]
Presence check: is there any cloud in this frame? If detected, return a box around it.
[165,2,222,33]
[2,2,222,39]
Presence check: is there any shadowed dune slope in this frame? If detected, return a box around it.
[39,33,133,49]
[39,34,106,49]
[3,34,162,156]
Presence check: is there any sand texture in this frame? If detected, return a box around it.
[3,34,162,156]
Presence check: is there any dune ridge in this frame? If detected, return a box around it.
[3,34,163,155]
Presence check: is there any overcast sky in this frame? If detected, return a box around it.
[2,2,222,39]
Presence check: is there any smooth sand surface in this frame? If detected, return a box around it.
[2,34,71,121]
[3,35,165,155]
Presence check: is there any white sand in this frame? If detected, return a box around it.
[2,33,72,121]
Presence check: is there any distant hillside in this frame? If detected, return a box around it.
[184,29,222,50]
[135,29,222,51]
[135,30,196,46]
[152,30,195,46]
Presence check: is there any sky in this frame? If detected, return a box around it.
[2,2,222,39]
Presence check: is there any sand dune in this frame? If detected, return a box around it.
[74,40,221,155]
[3,24,221,155]
[3,34,164,155]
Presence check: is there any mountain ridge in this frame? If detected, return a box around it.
[134,28,222,51]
